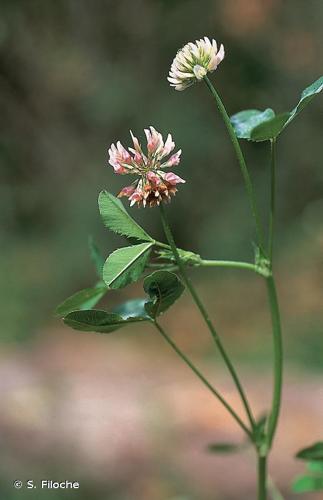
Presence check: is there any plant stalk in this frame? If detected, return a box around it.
[268,139,277,261]
[258,454,267,500]
[204,76,264,250]
[159,203,256,432]
[266,274,283,449]
[266,137,283,450]
[153,320,252,438]
[201,259,258,273]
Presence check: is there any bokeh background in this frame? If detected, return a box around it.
[1,0,323,498]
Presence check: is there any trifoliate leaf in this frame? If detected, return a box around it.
[230,76,323,142]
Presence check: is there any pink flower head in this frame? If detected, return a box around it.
[107,127,185,207]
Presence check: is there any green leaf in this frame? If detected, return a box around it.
[144,270,185,318]
[207,442,242,454]
[292,474,323,493]
[88,236,105,278]
[296,442,323,461]
[286,76,323,126]
[250,113,290,142]
[98,191,153,242]
[230,77,323,142]
[230,109,275,140]
[307,461,323,473]
[103,242,153,289]
[64,308,149,334]
[62,272,184,334]
[55,286,107,318]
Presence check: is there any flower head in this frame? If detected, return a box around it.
[108,127,185,207]
[168,37,225,91]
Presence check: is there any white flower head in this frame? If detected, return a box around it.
[168,37,225,91]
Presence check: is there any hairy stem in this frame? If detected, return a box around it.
[204,76,264,250]
[159,203,255,431]
[153,320,252,438]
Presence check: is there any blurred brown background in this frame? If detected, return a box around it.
[1,0,323,498]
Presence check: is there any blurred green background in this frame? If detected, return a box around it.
[1,0,323,498]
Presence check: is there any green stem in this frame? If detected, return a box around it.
[266,274,283,449]
[153,249,263,276]
[204,76,264,250]
[258,454,267,500]
[268,139,276,261]
[155,241,169,249]
[201,259,258,273]
[153,320,252,438]
[159,203,256,432]
[266,137,283,451]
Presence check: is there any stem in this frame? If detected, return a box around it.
[204,76,264,249]
[268,139,276,261]
[159,203,256,431]
[201,259,258,273]
[154,241,264,276]
[266,274,283,449]
[155,241,169,249]
[258,454,267,500]
[266,137,283,451]
[153,320,252,438]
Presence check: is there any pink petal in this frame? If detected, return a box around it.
[118,185,136,198]
[113,165,128,174]
[161,134,175,157]
[129,189,144,206]
[146,126,163,154]
[164,172,186,185]
[130,130,141,151]
[162,149,182,167]
[147,171,161,185]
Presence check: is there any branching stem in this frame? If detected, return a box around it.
[159,203,256,432]
[153,320,252,438]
